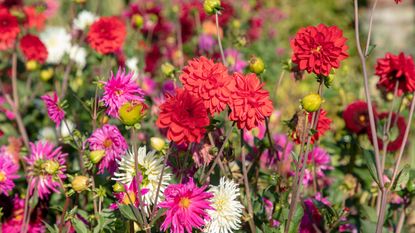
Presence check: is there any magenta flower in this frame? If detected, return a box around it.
[87,124,128,174]
[0,154,19,195]
[259,134,294,175]
[302,147,332,186]
[159,179,213,233]
[198,34,216,52]
[112,177,148,208]
[41,92,65,127]
[25,141,67,200]
[101,68,145,118]
[224,48,247,73]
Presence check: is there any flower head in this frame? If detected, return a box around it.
[291,24,348,76]
[156,88,210,145]
[113,177,148,208]
[25,141,67,200]
[0,154,18,195]
[343,100,376,134]
[160,179,214,233]
[292,109,332,144]
[303,147,332,186]
[41,92,65,127]
[375,52,415,96]
[73,10,97,30]
[19,34,48,64]
[101,69,145,118]
[204,177,243,233]
[87,16,126,54]
[225,49,247,73]
[40,27,71,64]
[229,72,273,130]
[88,124,128,174]
[0,10,19,51]
[299,199,324,233]
[23,6,46,31]
[192,143,214,168]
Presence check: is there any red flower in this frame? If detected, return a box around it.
[367,112,407,152]
[395,0,402,3]
[19,34,48,63]
[375,52,415,96]
[343,100,377,134]
[292,109,332,144]
[0,10,19,51]
[290,24,348,76]
[229,73,273,130]
[180,56,234,115]
[156,88,210,145]
[23,6,46,31]
[87,16,126,54]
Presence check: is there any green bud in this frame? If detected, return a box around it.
[161,62,175,77]
[71,176,89,193]
[150,137,165,152]
[301,94,322,113]
[89,150,105,164]
[118,102,148,126]
[203,0,221,15]
[112,182,125,193]
[249,56,265,74]
[132,14,144,28]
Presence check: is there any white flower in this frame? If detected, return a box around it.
[40,27,71,64]
[38,127,55,142]
[69,45,87,68]
[126,57,139,79]
[113,146,171,206]
[73,10,97,30]
[204,177,244,233]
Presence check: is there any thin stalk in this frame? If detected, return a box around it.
[208,132,227,176]
[215,13,227,66]
[364,0,379,57]
[11,53,18,109]
[396,208,406,233]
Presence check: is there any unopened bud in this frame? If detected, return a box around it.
[40,68,54,81]
[249,56,265,74]
[118,102,148,126]
[301,94,322,113]
[26,60,39,71]
[203,0,221,15]
[150,137,165,151]
[89,150,105,164]
[71,175,89,192]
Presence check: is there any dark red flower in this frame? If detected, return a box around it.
[299,199,325,233]
[144,44,162,74]
[290,24,348,76]
[395,0,402,3]
[23,6,46,31]
[292,109,332,144]
[247,17,263,42]
[375,52,415,96]
[180,56,234,115]
[156,88,210,145]
[343,100,377,134]
[367,112,407,152]
[0,10,20,51]
[19,34,48,63]
[229,72,273,130]
[87,16,126,54]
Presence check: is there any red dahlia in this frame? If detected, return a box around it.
[87,16,126,54]
[343,100,377,134]
[180,56,234,115]
[156,88,210,145]
[23,6,46,31]
[367,112,406,152]
[290,24,348,76]
[19,34,48,64]
[395,0,402,3]
[229,72,273,130]
[375,52,415,96]
[0,10,20,51]
[292,109,332,144]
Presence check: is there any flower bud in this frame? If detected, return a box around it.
[118,102,148,126]
[40,68,54,81]
[324,74,335,87]
[161,62,175,77]
[132,14,144,28]
[26,60,39,71]
[112,182,125,193]
[71,175,89,193]
[89,150,105,164]
[249,56,265,74]
[100,115,109,125]
[301,94,322,113]
[42,160,60,175]
[203,0,221,15]
[74,0,86,4]
[150,137,165,151]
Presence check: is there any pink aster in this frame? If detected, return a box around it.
[41,92,65,127]
[159,179,214,233]
[0,154,19,195]
[302,147,332,187]
[87,124,128,174]
[25,141,67,200]
[101,68,145,118]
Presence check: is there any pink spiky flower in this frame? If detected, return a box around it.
[25,141,67,200]
[0,154,19,195]
[159,179,213,233]
[41,92,65,127]
[101,69,145,118]
[112,177,148,208]
[87,124,128,174]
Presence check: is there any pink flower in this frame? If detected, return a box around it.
[0,154,19,195]
[88,124,128,174]
[101,69,145,118]
[224,48,248,73]
[302,147,332,186]
[191,143,214,167]
[159,179,213,233]
[198,34,216,52]
[25,141,67,200]
[112,177,148,208]
[41,92,65,127]
[260,134,294,174]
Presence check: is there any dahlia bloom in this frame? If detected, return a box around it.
[367,112,407,152]
[69,45,87,68]
[291,24,348,76]
[0,154,19,195]
[292,109,332,144]
[299,199,324,233]
[41,92,65,127]
[0,10,19,51]
[112,177,148,208]
[87,16,126,54]
[23,6,46,31]
[88,124,128,174]
[375,52,415,96]
[198,34,216,52]
[229,72,274,130]
[303,147,332,186]
[260,134,294,174]
[101,69,145,118]
[204,178,244,233]
[395,0,402,3]
[40,27,71,64]
[192,143,214,168]
[156,88,210,145]
[180,56,235,115]
[343,100,377,134]
[25,141,67,200]
[159,179,213,233]
[224,49,248,73]
[73,10,97,30]
[19,34,48,64]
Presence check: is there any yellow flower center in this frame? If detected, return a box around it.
[0,171,7,182]
[313,45,322,53]
[359,115,366,123]
[42,160,60,175]
[179,197,191,209]
[123,191,136,205]
[103,138,113,148]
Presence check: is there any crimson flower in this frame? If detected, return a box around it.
[395,0,402,3]
[19,34,48,64]
[0,10,19,51]
[87,16,127,54]
[343,100,377,134]
[290,24,348,76]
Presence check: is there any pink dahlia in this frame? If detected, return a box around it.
[41,92,65,127]
[303,147,332,186]
[112,177,148,208]
[87,124,128,174]
[101,69,145,118]
[159,179,213,233]
[0,154,19,195]
[25,141,67,200]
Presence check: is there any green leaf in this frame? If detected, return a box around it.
[118,204,143,225]
[362,149,379,186]
[366,44,377,57]
[288,205,304,233]
[393,164,411,191]
[71,217,89,233]
[361,205,377,222]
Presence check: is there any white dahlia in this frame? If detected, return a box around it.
[73,10,98,30]
[40,27,71,64]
